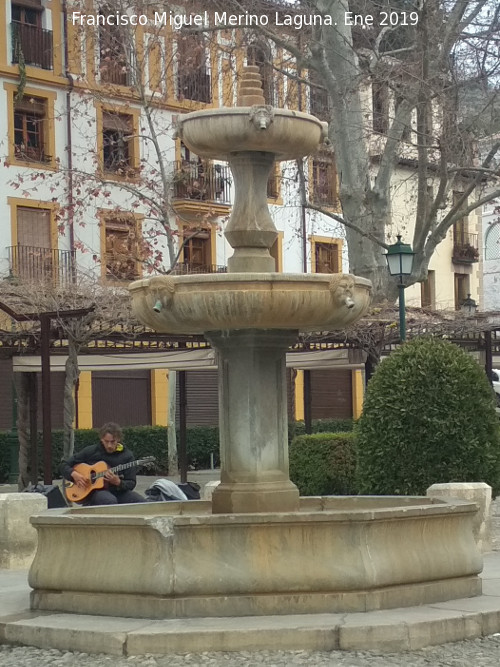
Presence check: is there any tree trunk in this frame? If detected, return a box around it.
[63,338,80,460]
[16,373,31,490]
[167,370,178,474]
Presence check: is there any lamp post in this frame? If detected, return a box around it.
[385,235,415,341]
[461,294,478,316]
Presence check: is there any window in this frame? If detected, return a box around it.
[102,111,136,175]
[177,33,211,103]
[11,1,53,70]
[5,84,56,168]
[99,17,130,85]
[7,200,63,283]
[312,158,338,206]
[372,81,389,134]
[103,215,141,281]
[309,69,329,121]
[395,95,412,142]
[310,237,342,274]
[13,96,50,163]
[454,273,469,310]
[267,166,280,200]
[247,42,274,105]
[420,270,435,308]
[485,222,500,260]
[452,191,478,263]
[270,233,283,272]
[182,229,212,271]
[12,2,41,26]
[453,191,468,243]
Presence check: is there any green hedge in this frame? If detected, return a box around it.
[289,418,354,442]
[0,426,220,482]
[289,432,357,496]
[0,419,354,483]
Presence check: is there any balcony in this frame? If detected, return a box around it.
[11,22,53,70]
[170,263,227,275]
[177,70,211,103]
[7,246,76,285]
[452,232,479,264]
[173,161,231,205]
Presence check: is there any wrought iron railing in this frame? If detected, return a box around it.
[452,231,479,264]
[7,246,76,285]
[100,60,132,86]
[11,22,53,70]
[173,161,231,204]
[177,70,211,103]
[170,263,227,275]
[14,145,52,164]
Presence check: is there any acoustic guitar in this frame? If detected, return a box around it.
[64,456,156,503]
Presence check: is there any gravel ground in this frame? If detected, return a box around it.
[2,500,500,667]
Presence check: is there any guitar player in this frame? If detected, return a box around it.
[61,422,146,505]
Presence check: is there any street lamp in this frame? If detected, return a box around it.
[461,293,478,316]
[385,235,415,341]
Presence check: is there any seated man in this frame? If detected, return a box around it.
[61,422,145,505]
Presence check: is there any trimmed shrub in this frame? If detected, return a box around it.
[289,432,357,496]
[290,418,354,442]
[356,338,500,496]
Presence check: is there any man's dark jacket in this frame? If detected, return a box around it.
[61,443,138,493]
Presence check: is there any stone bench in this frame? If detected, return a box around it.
[0,493,47,569]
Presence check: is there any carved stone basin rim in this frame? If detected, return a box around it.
[129,273,372,334]
[176,107,328,161]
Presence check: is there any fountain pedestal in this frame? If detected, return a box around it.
[206,329,299,513]
[225,151,277,273]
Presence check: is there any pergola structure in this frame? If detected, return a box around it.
[1,296,499,487]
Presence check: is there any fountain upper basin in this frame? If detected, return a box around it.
[129,273,372,334]
[176,107,328,161]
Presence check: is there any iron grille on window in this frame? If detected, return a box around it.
[11,22,53,70]
[177,71,212,103]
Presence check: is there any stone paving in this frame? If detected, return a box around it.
[1,496,500,666]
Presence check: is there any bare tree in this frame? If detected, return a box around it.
[0,276,135,485]
[210,0,500,298]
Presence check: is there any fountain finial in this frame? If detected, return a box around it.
[237,66,266,106]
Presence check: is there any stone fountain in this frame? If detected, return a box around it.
[28,68,481,622]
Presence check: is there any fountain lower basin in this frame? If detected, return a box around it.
[29,497,482,619]
[129,273,372,334]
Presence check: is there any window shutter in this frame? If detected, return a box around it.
[102,112,132,133]
[13,0,43,9]
[15,96,46,115]
[17,207,51,248]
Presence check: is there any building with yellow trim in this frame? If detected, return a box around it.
[0,1,482,429]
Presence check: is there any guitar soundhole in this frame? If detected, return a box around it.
[90,470,97,484]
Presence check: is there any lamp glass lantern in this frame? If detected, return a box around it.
[385,235,415,342]
[385,235,415,279]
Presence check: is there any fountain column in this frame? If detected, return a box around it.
[206,329,299,513]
